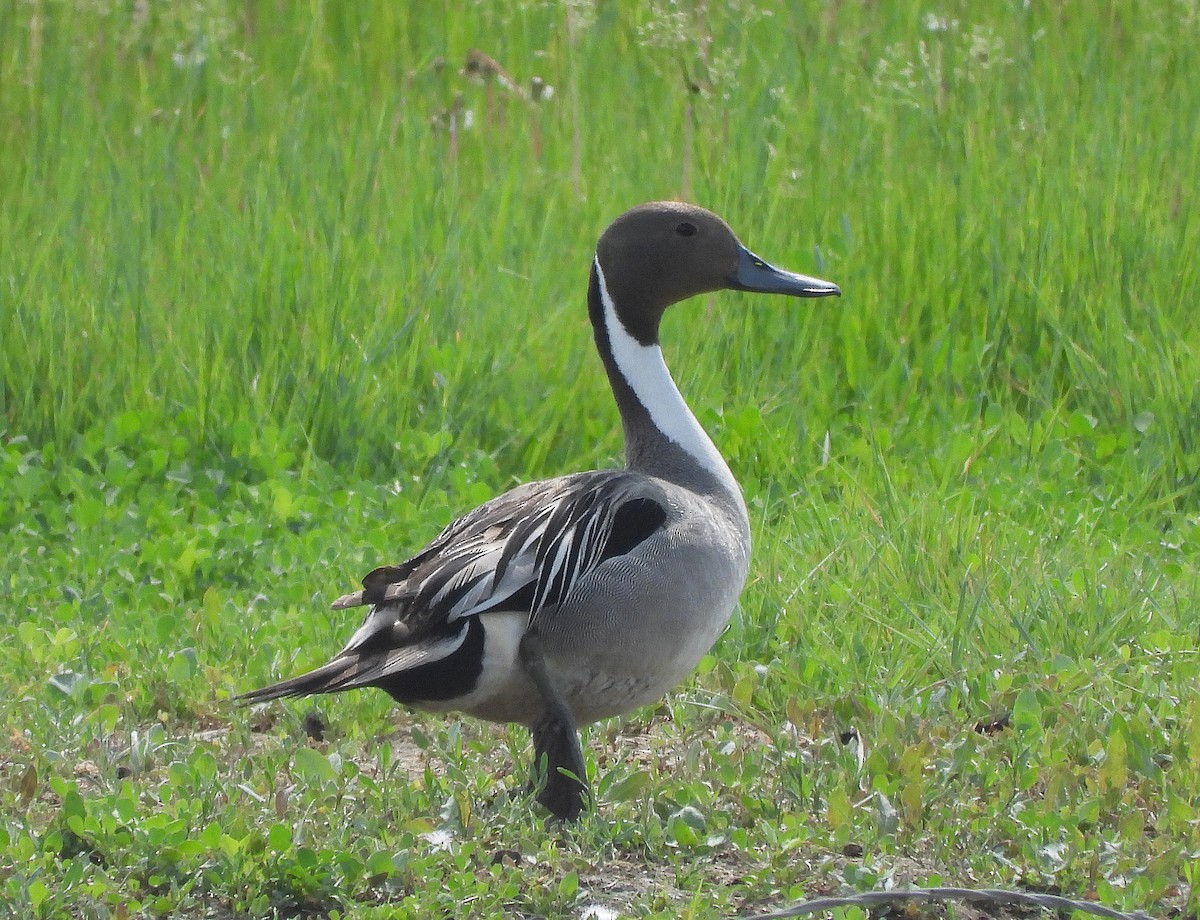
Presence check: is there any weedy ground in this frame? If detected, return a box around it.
[1,2,1198,918]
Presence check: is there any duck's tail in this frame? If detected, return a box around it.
[237,655,362,703]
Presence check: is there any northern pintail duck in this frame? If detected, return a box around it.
[241,203,840,818]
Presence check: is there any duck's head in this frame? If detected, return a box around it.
[593,201,840,345]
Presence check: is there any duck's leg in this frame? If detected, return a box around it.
[518,632,588,820]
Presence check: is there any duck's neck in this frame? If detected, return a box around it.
[588,258,742,503]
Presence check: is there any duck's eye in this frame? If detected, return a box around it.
[675,222,698,237]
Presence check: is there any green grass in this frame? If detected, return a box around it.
[2,1,1199,917]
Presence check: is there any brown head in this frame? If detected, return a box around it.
[592,201,840,344]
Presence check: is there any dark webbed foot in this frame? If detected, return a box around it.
[518,633,590,820]
[531,700,588,819]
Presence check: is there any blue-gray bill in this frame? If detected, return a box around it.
[729,244,841,298]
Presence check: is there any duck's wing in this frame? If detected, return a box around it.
[239,470,667,702]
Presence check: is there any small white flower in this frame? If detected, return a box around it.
[923,12,956,33]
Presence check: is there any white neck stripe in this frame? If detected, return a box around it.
[594,257,735,489]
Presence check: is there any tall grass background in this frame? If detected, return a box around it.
[4,2,1196,484]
